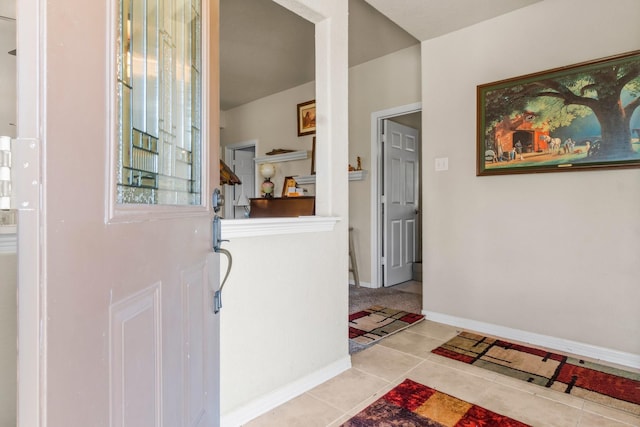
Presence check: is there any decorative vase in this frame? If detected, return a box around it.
[261,179,274,198]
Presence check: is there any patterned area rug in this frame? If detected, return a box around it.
[349,306,424,346]
[432,332,640,416]
[341,378,530,426]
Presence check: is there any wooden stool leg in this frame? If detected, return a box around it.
[349,227,360,287]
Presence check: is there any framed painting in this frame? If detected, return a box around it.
[477,50,640,176]
[297,100,316,136]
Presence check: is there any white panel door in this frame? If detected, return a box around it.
[17,0,221,425]
[384,120,419,286]
[232,148,255,218]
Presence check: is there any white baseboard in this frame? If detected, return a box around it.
[424,310,640,370]
[221,356,352,427]
[348,279,373,288]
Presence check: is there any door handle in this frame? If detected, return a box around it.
[212,212,231,314]
[212,215,228,252]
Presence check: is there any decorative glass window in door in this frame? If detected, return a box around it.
[117,0,201,205]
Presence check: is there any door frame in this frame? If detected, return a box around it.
[16,0,43,425]
[223,140,257,219]
[369,102,421,288]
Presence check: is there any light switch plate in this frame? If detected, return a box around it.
[435,157,448,171]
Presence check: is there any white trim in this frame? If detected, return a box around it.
[424,310,640,369]
[220,356,351,427]
[370,103,422,289]
[221,216,340,239]
[348,280,373,288]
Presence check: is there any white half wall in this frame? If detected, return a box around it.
[421,0,640,355]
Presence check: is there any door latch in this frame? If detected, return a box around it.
[212,188,224,213]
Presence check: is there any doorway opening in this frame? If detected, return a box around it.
[223,141,257,219]
[370,103,422,289]
[513,130,534,153]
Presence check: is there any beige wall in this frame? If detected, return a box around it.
[221,81,317,197]
[421,0,640,355]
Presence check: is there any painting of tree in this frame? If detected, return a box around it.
[478,50,640,175]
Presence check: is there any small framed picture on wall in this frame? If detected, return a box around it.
[297,100,316,136]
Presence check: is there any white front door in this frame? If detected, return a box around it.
[383,120,419,286]
[16,0,221,425]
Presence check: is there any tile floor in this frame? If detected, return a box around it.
[245,318,640,427]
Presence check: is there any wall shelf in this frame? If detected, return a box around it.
[294,175,316,185]
[348,170,368,181]
[254,150,308,164]
[294,170,368,185]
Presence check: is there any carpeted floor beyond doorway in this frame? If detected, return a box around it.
[349,281,422,353]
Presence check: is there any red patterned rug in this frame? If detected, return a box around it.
[432,332,640,416]
[349,306,424,346]
[341,378,530,426]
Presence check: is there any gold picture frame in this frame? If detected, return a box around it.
[281,176,297,197]
[477,50,640,176]
[297,100,316,136]
[310,136,316,175]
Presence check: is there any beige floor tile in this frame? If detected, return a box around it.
[378,330,444,358]
[582,400,640,426]
[243,393,344,427]
[351,343,423,381]
[476,383,583,427]
[307,368,389,412]
[407,319,460,341]
[327,381,402,426]
[326,413,351,427]
[404,359,495,405]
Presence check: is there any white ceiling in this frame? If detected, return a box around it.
[220,0,418,110]
[220,0,542,111]
[364,0,541,42]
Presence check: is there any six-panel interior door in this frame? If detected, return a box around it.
[32,0,221,425]
[383,120,419,286]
